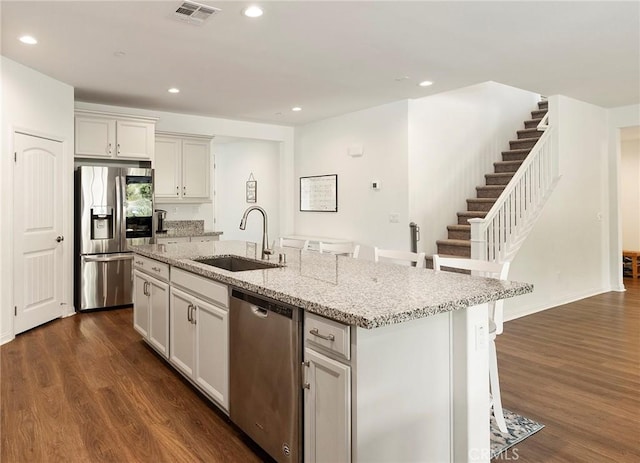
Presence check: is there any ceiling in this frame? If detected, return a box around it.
[2,1,639,126]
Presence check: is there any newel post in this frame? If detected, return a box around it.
[468,218,487,261]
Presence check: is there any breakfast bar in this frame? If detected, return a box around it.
[132,240,533,463]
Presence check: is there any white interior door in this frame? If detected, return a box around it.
[13,132,64,334]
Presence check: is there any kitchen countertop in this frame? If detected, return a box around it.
[155,229,223,238]
[132,240,533,329]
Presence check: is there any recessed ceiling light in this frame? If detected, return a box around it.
[114,51,126,57]
[243,6,263,18]
[19,35,37,45]
[168,88,180,94]
[418,80,433,87]
[291,107,302,112]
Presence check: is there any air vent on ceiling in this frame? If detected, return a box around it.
[174,1,220,24]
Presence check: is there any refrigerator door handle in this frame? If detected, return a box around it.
[117,174,127,250]
[83,254,133,263]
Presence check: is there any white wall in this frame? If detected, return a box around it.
[408,81,540,254]
[607,105,640,290]
[294,100,409,260]
[621,138,640,250]
[504,95,610,320]
[75,102,295,235]
[0,56,75,344]
[215,140,281,245]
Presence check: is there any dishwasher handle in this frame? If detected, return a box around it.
[231,289,295,320]
[251,305,268,318]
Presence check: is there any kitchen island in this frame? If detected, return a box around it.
[132,240,532,463]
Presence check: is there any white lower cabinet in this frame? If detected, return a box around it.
[169,285,229,411]
[304,348,351,463]
[133,268,170,358]
[303,322,352,463]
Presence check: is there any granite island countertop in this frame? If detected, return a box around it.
[132,240,533,329]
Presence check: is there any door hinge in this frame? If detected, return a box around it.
[14,152,17,162]
[14,306,17,316]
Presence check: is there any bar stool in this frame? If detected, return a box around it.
[279,237,310,250]
[319,242,360,258]
[432,254,511,433]
[374,248,426,268]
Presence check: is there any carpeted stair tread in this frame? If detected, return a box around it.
[476,185,506,198]
[502,148,530,162]
[509,137,539,149]
[447,224,471,240]
[516,128,543,139]
[436,239,471,257]
[538,100,548,110]
[494,160,523,173]
[457,211,487,224]
[524,118,544,129]
[485,173,515,185]
[467,198,497,212]
[531,109,547,119]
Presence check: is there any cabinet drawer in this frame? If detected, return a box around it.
[156,236,191,245]
[191,235,219,243]
[133,255,170,282]
[305,313,350,361]
[171,267,228,308]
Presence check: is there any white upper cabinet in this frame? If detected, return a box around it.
[155,132,212,203]
[75,110,157,161]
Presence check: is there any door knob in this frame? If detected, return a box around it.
[56,236,64,242]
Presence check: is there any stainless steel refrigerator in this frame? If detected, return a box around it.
[75,166,154,311]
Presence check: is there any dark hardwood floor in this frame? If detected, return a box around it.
[1,307,271,463]
[1,279,638,462]
[497,277,640,462]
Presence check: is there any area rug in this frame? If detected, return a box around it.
[490,408,545,459]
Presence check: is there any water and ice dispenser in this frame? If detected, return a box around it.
[90,206,114,240]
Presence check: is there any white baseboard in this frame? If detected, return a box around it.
[0,331,15,346]
[505,286,612,322]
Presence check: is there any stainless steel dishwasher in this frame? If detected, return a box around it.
[229,289,302,463]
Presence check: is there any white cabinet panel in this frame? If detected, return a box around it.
[195,299,229,409]
[155,137,182,198]
[304,347,351,463]
[169,287,196,378]
[149,278,170,356]
[75,110,156,160]
[182,140,210,198]
[134,268,170,358]
[168,281,229,411]
[116,120,155,159]
[133,270,149,338]
[75,115,115,157]
[154,132,212,203]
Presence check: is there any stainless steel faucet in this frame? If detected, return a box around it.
[239,206,273,260]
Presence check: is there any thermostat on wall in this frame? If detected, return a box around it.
[371,180,381,190]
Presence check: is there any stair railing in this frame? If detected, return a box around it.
[469,121,559,263]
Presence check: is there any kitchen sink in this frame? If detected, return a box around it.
[192,255,281,272]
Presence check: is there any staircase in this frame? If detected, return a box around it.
[435,100,549,259]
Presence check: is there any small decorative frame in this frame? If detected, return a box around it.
[246,173,257,203]
[300,174,338,212]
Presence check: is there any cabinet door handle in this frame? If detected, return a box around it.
[117,143,121,154]
[187,304,193,322]
[176,185,179,196]
[143,281,150,296]
[151,266,161,273]
[309,328,335,341]
[192,306,197,325]
[107,142,112,154]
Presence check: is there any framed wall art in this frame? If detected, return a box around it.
[300,174,337,212]
[246,173,257,203]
